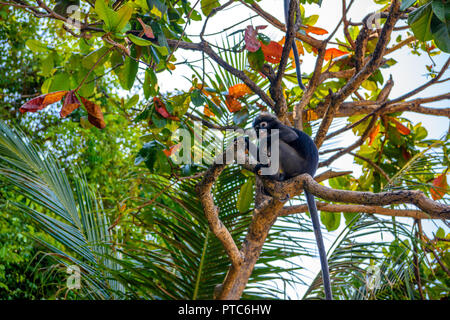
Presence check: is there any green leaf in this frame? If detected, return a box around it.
[25,39,49,53]
[49,73,73,92]
[233,108,249,126]
[400,0,416,11]
[147,0,168,16]
[431,0,449,23]
[247,48,265,71]
[414,125,428,140]
[119,47,138,90]
[191,89,205,107]
[41,54,54,77]
[149,21,169,50]
[361,80,377,91]
[124,94,139,109]
[135,140,165,171]
[82,46,109,70]
[436,227,445,239]
[152,43,169,56]
[95,0,116,32]
[128,33,153,46]
[430,14,450,53]
[343,212,359,225]
[116,3,133,32]
[201,0,220,16]
[144,68,158,99]
[320,211,341,232]
[408,3,434,41]
[151,113,167,128]
[237,178,254,213]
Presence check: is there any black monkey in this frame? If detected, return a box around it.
[284,0,306,90]
[246,112,332,300]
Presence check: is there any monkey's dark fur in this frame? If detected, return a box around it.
[248,112,332,300]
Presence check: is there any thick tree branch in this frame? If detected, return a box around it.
[264,174,450,219]
[281,202,433,219]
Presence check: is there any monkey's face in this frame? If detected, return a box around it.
[252,113,280,138]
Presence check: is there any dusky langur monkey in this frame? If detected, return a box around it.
[242,112,332,300]
[284,0,306,90]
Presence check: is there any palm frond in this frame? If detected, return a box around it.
[0,120,124,299]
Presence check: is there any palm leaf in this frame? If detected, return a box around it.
[0,120,124,299]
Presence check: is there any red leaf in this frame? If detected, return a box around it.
[261,41,283,64]
[20,91,68,113]
[324,48,349,61]
[430,173,448,200]
[244,25,262,52]
[60,91,80,118]
[163,143,181,157]
[137,18,155,38]
[401,147,412,162]
[79,96,106,129]
[153,97,170,118]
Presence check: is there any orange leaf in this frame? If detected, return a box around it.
[163,143,181,157]
[228,83,252,98]
[43,91,69,105]
[167,63,176,71]
[203,104,215,117]
[60,91,80,118]
[390,118,411,135]
[261,41,283,64]
[303,25,328,35]
[79,96,106,129]
[225,95,242,113]
[430,173,448,200]
[19,91,68,113]
[324,48,349,61]
[306,109,319,121]
[368,123,380,146]
[278,36,304,67]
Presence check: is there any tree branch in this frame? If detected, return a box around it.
[281,202,434,219]
[264,174,450,219]
[314,0,401,149]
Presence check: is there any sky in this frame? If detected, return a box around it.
[152,0,449,298]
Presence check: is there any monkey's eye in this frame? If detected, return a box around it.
[260,121,268,128]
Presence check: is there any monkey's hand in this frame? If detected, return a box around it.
[254,163,271,175]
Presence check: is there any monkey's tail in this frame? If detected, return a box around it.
[305,190,333,300]
[283,0,306,90]
[292,43,306,90]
